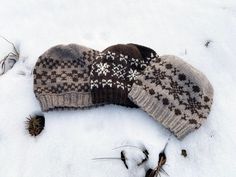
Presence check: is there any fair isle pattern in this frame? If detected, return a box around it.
[129,55,214,139]
[90,51,158,107]
[33,44,100,111]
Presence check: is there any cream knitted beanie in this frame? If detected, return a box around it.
[128,55,214,139]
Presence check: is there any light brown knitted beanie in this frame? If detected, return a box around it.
[33,44,99,111]
[128,55,214,139]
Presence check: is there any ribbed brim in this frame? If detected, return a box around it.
[128,84,195,139]
[91,87,138,108]
[37,92,93,112]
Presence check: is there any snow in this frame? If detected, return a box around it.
[0,0,236,176]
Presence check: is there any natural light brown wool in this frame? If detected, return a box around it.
[33,44,99,112]
[128,55,214,139]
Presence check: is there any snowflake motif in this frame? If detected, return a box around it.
[116,81,125,89]
[130,58,140,67]
[91,80,99,89]
[185,97,202,114]
[127,69,139,81]
[167,81,185,100]
[119,54,128,63]
[153,68,166,79]
[150,68,167,85]
[102,79,112,87]
[106,51,116,60]
[96,62,110,76]
[111,63,126,79]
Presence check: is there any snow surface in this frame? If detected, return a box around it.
[0,0,236,177]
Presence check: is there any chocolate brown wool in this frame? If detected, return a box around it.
[128,55,214,139]
[33,44,99,111]
[90,43,158,107]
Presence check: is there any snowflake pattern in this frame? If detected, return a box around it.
[119,54,128,63]
[111,63,125,79]
[166,81,185,100]
[116,81,125,89]
[106,51,116,60]
[139,58,213,126]
[130,58,140,67]
[96,62,110,76]
[127,69,140,81]
[102,79,112,87]
[90,50,159,107]
[184,97,202,114]
[148,67,167,85]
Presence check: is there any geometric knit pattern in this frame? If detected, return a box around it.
[128,55,214,139]
[90,44,158,107]
[33,44,100,111]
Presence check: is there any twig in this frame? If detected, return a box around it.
[0,35,19,75]
[92,150,129,169]
[146,137,171,177]
[0,35,19,57]
[113,144,149,166]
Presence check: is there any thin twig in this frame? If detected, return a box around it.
[0,35,20,75]
[113,144,149,166]
[92,157,124,160]
[0,35,19,57]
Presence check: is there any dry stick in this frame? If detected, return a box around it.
[0,36,19,75]
[113,144,149,166]
[0,53,11,75]
[92,157,123,160]
[92,150,129,169]
[0,35,19,57]
[147,136,171,177]
[121,151,128,169]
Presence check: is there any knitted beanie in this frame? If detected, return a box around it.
[90,43,158,107]
[33,44,99,111]
[128,55,214,139]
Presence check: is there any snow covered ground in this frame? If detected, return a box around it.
[0,0,236,176]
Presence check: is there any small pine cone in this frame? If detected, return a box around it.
[26,114,45,136]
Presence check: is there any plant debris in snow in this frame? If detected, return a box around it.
[205,40,212,48]
[113,144,149,166]
[181,149,187,158]
[0,35,19,76]
[92,150,129,169]
[145,140,169,177]
[25,114,45,136]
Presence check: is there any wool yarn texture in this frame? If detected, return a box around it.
[33,44,99,111]
[90,43,158,107]
[128,55,214,139]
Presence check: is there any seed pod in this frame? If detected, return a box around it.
[181,149,187,157]
[26,114,45,136]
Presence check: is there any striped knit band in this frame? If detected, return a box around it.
[37,92,92,111]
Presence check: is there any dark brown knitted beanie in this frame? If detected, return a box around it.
[128,55,214,139]
[33,44,99,111]
[90,43,158,107]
